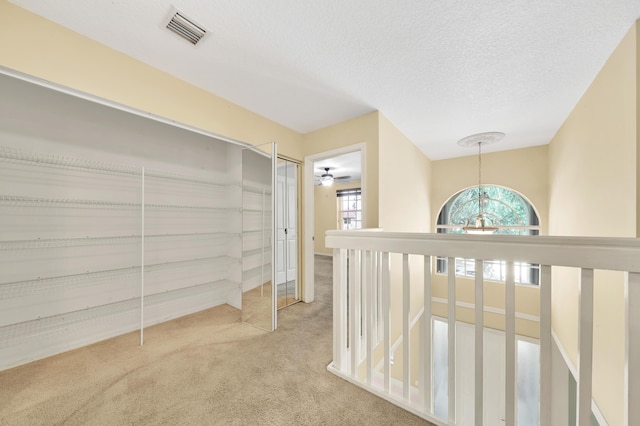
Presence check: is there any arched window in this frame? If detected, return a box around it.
[436,185,540,284]
[437,185,539,235]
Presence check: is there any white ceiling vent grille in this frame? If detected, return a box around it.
[166,11,206,45]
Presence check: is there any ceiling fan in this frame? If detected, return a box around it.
[317,167,351,186]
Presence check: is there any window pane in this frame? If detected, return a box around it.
[337,189,362,230]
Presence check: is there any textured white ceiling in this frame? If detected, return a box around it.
[10,1,640,159]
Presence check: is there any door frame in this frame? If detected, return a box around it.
[303,143,367,303]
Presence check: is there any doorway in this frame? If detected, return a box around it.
[303,143,366,303]
[276,157,300,309]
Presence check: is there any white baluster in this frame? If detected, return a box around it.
[365,251,373,385]
[448,256,456,424]
[505,261,516,426]
[350,249,361,378]
[475,259,484,425]
[577,268,594,426]
[383,252,391,393]
[403,253,411,400]
[371,251,379,346]
[540,265,552,425]
[421,255,432,413]
[378,252,383,344]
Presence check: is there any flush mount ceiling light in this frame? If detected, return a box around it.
[165,9,207,45]
[458,132,505,235]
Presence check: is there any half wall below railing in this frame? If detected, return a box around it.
[325,230,640,426]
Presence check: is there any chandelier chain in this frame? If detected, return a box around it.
[457,132,503,234]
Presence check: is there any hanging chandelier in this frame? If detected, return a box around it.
[457,132,505,235]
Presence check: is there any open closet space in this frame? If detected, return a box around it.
[0,70,274,371]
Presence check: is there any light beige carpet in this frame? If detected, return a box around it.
[0,256,432,425]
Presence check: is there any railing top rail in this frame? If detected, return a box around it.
[325,230,640,273]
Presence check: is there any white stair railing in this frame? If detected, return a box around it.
[326,231,640,426]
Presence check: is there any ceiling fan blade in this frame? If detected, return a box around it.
[334,176,352,180]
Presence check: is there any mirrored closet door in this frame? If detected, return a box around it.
[276,158,300,309]
[241,144,275,331]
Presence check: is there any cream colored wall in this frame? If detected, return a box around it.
[302,112,378,302]
[314,180,361,255]
[303,111,379,229]
[548,22,637,426]
[0,2,303,160]
[378,114,431,232]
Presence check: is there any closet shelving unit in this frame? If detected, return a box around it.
[0,146,143,369]
[242,185,272,293]
[0,145,244,370]
[141,166,242,331]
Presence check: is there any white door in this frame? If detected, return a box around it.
[276,170,287,285]
[276,159,298,308]
[286,163,298,298]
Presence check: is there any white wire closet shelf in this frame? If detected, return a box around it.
[0,146,141,176]
[242,208,273,213]
[0,235,141,250]
[0,195,140,209]
[242,184,272,195]
[242,247,272,257]
[0,232,239,251]
[242,229,272,235]
[0,146,237,188]
[145,202,240,211]
[0,297,141,349]
[0,195,243,212]
[145,231,240,241]
[0,265,140,300]
[144,279,234,306]
[0,255,237,296]
[144,168,230,187]
[144,255,239,272]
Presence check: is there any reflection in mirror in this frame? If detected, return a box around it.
[241,144,274,331]
[276,158,300,309]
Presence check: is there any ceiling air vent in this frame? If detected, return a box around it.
[166,11,206,45]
